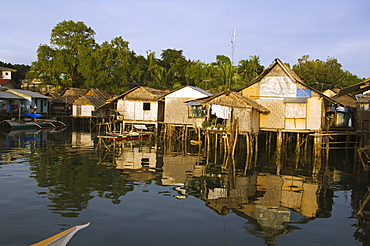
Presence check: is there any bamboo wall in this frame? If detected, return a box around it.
[164,97,204,127]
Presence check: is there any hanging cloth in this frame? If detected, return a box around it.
[211,104,232,119]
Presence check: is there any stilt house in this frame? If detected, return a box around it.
[188,91,269,134]
[50,88,88,116]
[235,58,344,132]
[0,88,25,116]
[162,85,213,128]
[323,88,356,128]
[335,78,370,133]
[72,95,107,118]
[112,86,167,131]
[6,88,50,114]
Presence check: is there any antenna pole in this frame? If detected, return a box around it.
[229,28,236,90]
[231,27,236,65]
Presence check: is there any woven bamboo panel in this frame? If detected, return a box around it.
[233,108,252,132]
[164,98,203,126]
[259,99,285,129]
[306,97,322,130]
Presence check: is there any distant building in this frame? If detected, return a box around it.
[5,88,50,114]
[21,79,56,92]
[0,67,18,89]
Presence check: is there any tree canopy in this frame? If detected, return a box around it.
[292,55,363,91]
[26,20,364,94]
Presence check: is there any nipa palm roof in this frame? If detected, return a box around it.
[187,91,269,113]
[114,86,167,101]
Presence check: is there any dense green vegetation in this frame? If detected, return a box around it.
[6,20,365,94]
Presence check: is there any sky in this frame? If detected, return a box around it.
[1,0,370,78]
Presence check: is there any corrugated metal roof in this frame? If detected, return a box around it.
[160,85,212,99]
[85,88,113,99]
[9,89,50,99]
[187,86,213,96]
[0,91,24,99]
[59,87,88,97]
[0,66,16,72]
[283,98,308,103]
[75,95,107,108]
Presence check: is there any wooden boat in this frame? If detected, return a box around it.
[0,119,67,132]
[30,222,90,246]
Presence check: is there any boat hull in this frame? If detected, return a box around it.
[0,120,67,132]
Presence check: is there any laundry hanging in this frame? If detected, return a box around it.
[211,104,232,119]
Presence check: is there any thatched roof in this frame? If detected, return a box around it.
[187,91,270,113]
[113,86,166,101]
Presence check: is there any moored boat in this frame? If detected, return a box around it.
[0,119,67,132]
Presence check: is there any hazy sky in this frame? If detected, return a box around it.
[1,0,369,78]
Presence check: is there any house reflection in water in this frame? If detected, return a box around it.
[113,142,161,182]
[185,170,325,243]
[98,137,344,244]
[72,131,95,148]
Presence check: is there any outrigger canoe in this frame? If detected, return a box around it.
[30,222,90,246]
[0,119,67,132]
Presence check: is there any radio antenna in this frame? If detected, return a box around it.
[228,28,236,90]
[231,27,236,66]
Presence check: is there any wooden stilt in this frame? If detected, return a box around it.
[313,132,322,176]
[295,133,301,170]
[245,133,250,175]
[253,134,259,166]
[276,130,282,175]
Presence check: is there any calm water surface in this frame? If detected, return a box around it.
[0,129,368,245]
